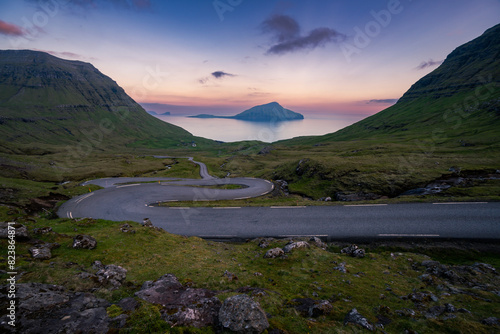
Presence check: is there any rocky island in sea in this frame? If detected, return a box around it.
[189,102,304,122]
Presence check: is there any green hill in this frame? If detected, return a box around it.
[0,50,198,153]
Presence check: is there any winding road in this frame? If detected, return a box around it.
[58,158,500,240]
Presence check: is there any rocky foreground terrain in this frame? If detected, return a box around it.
[1,218,499,333]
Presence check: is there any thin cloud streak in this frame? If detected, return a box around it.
[415,59,444,70]
[366,99,399,105]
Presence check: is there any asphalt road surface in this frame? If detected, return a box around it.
[58,159,500,240]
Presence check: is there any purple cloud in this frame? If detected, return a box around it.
[261,14,345,55]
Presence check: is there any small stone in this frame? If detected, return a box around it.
[291,298,333,318]
[344,308,374,331]
[333,262,347,273]
[223,270,238,281]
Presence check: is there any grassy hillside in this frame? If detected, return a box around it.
[0,50,205,152]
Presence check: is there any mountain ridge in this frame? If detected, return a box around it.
[0,49,198,152]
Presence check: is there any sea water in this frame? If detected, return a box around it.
[155,115,364,143]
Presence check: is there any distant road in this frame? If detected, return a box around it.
[58,158,500,240]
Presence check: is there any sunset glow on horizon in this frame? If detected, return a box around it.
[1,0,499,118]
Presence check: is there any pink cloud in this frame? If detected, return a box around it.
[0,20,24,36]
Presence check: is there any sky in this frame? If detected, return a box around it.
[0,0,499,118]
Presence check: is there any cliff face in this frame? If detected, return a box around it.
[0,50,193,149]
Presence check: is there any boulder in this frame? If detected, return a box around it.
[72,234,97,249]
[283,241,310,253]
[264,248,284,259]
[290,298,333,317]
[0,222,29,240]
[341,244,365,258]
[0,282,110,333]
[219,294,269,333]
[96,264,127,288]
[344,308,374,331]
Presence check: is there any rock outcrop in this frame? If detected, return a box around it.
[0,283,111,333]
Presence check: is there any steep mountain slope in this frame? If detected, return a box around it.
[0,50,197,153]
[283,23,500,145]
